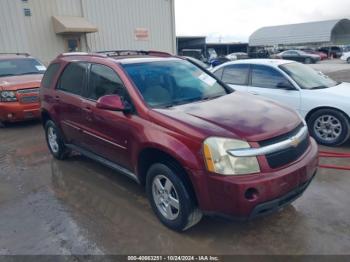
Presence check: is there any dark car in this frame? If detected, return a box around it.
[318,46,343,58]
[275,50,320,64]
[301,49,328,60]
[40,50,318,231]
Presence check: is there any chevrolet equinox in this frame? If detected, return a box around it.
[40,51,318,231]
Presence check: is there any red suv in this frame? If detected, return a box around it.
[40,51,318,231]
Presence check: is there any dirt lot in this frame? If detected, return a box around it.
[0,63,349,255]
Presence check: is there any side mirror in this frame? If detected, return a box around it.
[96,95,130,112]
[276,81,295,90]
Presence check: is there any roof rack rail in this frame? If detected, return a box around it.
[0,52,30,57]
[96,50,172,57]
[57,52,106,58]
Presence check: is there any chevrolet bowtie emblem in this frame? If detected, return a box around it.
[290,136,301,147]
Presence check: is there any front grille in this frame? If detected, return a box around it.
[17,88,39,104]
[17,88,39,94]
[259,124,310,169]
[20,95,39,104]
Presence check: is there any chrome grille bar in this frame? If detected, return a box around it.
[227,126,309,157]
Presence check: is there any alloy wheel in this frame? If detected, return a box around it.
[313,115,342,142]
[152,175,180,220]
[47,126,59,153]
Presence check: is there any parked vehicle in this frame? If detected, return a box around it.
[318,46,343,58]
[248,47,270,58]
[183,56,211,69]
[212,59,350,146]
[209,56,230,67]
[180,48,218,63]
[340,52,350,63]
[0,53,46,125]
[275,50,320,64]
[226,52,249,61]
[41,51,318,231]
[301,49,328,60]
[180,49,205,62]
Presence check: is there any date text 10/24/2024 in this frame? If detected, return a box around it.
[127,256,220,261]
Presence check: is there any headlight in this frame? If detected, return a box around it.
[0,91,17,102]
[203,137,260,175]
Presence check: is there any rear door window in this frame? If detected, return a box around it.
[251,65,286,89]
[221,64,250,85]
[58,62,87,95]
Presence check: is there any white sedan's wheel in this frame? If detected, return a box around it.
[308,109,350,146]
[313,115,342,142]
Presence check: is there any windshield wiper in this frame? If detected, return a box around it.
[19,72,42,75]
[201,94,224,101]
[0,74,16,77]
[154,95,224,109]
[310,85,328,90]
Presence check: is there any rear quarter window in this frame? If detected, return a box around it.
[41,63,60,88]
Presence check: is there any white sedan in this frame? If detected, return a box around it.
[211,59,350,146]
[341,52,350,63]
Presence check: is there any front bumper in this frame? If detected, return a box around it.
[189,138,318,219]
[249,171,315,219]
[0,102,40,122]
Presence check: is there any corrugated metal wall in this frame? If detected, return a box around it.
[0,0,175,64]
[83,0,176,53]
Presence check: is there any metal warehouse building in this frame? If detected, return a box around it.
[249,19,350,48]
[0,0,176,64]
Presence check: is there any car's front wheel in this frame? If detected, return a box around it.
[308,109,350,146]
[45,120,70,160]
[347,58,350,64]
[146,163,202,231]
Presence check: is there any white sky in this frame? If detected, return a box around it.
[175,0,350,42]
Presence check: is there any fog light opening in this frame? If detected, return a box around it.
[245,188,259,201]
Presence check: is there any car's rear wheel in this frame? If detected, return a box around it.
[347,58,350,64]
[146,163,202,231]
[308,109,350,146]
[45,120,70,160]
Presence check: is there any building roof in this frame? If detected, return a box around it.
[52,16,98,34]
[249,19,350,47]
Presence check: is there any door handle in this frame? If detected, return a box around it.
[54,95,60,102]
[249,92,259,95]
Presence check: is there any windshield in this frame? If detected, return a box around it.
[0,58,46,77]
[122,59,229,108]
[279,62,338,89]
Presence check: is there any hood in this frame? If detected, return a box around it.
[0,74,42,91]
[315,82,350,97]
[150,92,301,142]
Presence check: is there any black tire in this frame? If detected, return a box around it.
[307,109,350,146]
[347,58,350,64]
[146,163,202,231]
[304,57,312,64]
[45,120,70,160]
